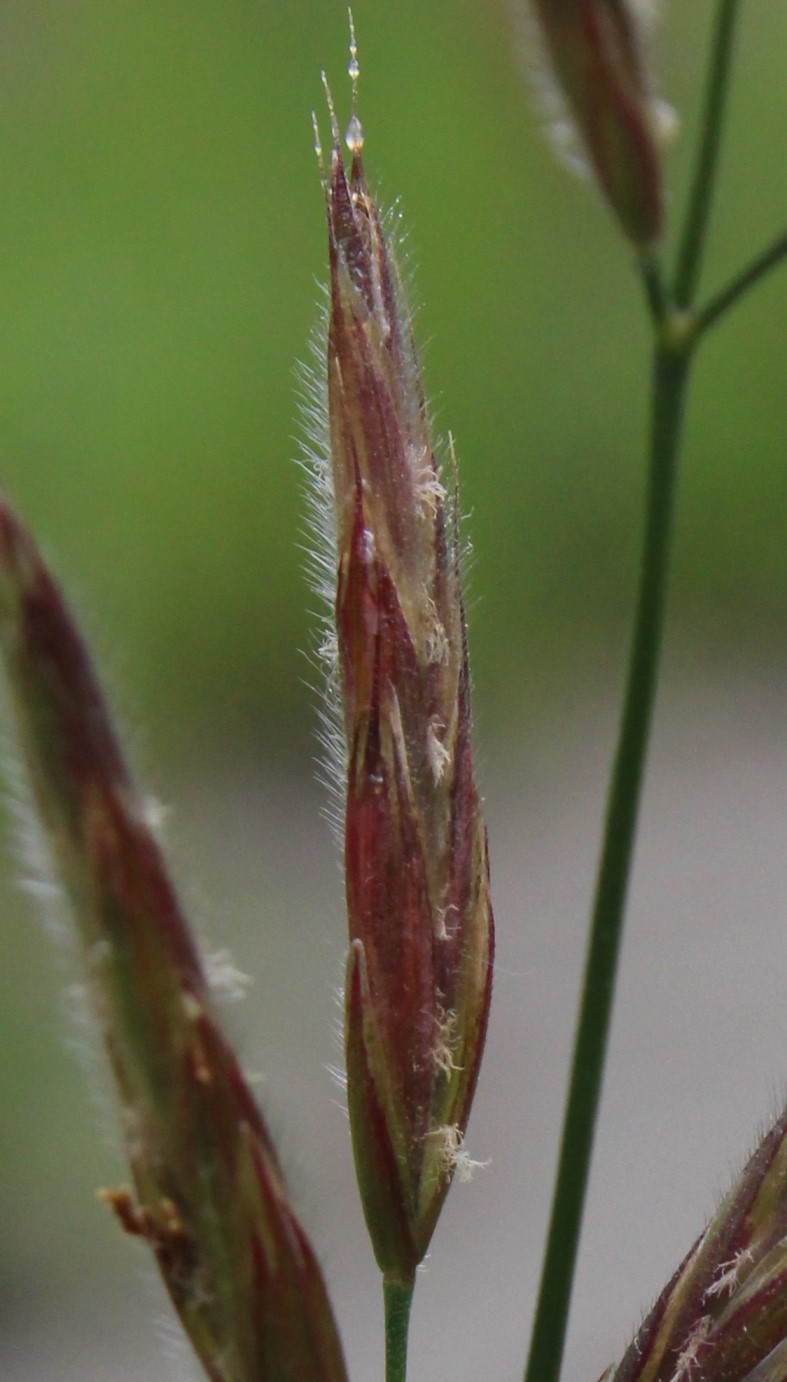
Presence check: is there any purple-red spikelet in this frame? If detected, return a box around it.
[320,101,494,1280]
[604,1108,787,1382]
[529,0,664,247]
[0,500,348,1382]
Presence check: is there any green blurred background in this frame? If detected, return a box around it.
[1,1,786,1378]
[0,0,784,754]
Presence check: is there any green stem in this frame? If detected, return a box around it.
[383,1274,415,1382]
[674,0,741,308]
[522,9,751,1377]
[695,228,787,337]
[639,252,667,325]
[523,343,690,1382]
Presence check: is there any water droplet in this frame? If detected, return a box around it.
[345,113,364,153]
[348,55,359,81]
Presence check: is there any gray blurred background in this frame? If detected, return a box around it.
[1,2,787,1379]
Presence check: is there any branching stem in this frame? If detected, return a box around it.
[695,228,787,337]
[522,10,749,1382]
[674,0,742,308]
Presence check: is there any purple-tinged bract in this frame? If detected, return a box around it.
[530,0,664,247]
[322,106,494,1280]
[0,499,348,1382]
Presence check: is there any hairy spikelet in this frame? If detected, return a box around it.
[0,497,349,1382]
[516,0,674,246]
[605,1108,787,1382]
[312,35,494,1281]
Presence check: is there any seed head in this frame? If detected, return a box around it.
[318,44,494,1280]
[605,1108,787,1382]
[0,499,348,1382]
[528,0,666,247]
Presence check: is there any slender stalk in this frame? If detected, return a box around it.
[521,7,753,1377]
[695,228,787,338]
[674,0,741,308]
[639,252,667,325]
[523,343,690,1382]
[383,1275,415,1382]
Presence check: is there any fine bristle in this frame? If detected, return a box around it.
[294,290,347,847]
